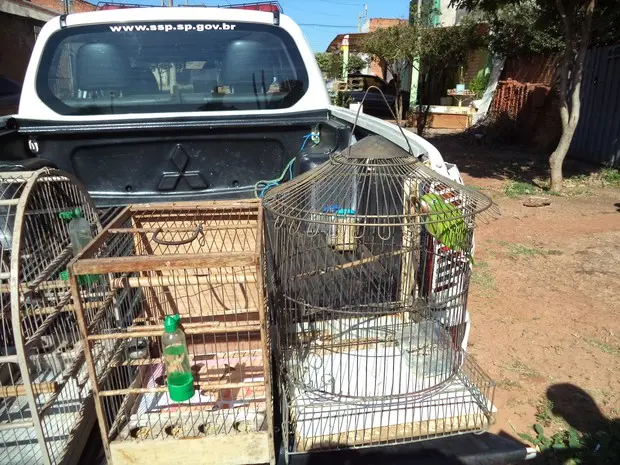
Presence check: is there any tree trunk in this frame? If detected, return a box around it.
[549,0,595,192]
[549,121,577,191]
[395,90,403,122]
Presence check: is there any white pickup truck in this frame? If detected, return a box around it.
[0,2,534,464]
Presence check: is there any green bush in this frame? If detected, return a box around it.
[330,90,352,108]
[470,71,490,98]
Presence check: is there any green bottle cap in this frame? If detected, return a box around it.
[167,372,195,402]
[58,208,83,220]
[164,314,181,333]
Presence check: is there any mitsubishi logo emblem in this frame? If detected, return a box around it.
[157,144,208,191]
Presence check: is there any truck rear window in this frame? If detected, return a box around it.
[36,22,309,115]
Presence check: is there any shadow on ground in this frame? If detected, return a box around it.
[524,383,620,465]
[424,131,603,188]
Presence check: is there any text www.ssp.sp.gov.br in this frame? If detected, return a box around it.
[109,23,237,32]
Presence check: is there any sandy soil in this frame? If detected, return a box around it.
[428,132,620,442]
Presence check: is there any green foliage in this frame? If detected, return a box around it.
[347,54,367,73]
[504,180,540,198]
[314,52,368,79]
[601,166,620,186]
[361,24,419,74]
[484,0,564,57]
[314,52,333,77]
[518,421,620,464]
[361,24,419,120]
[469,70,490,98]
[330,90,352,108]
[421,17,486,70]
[361,20,485,120]
[449,0,620,58]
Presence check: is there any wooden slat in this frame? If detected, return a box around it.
[128,200,260,212]
[111,274,257,288]
[87,323,261,341]
[110,431,271,465]
[99,380,264,397]
[72,252,257,274]
[0,382,57,398]
[295,413,488,451]
[108,224,257,234]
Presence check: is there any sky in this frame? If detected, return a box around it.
[277,0,410,52]
[121,0,411,52]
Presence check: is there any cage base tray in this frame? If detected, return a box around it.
[290,371,495,451]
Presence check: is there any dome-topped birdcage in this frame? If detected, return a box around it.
[263,135,499,455]
[0,168,101,465]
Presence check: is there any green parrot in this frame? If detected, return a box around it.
[419,193,470,254]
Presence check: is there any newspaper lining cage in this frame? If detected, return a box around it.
[0,169,101,465]
[69,200,274,465]
[262,136,499,456]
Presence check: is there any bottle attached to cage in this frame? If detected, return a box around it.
[162,314,195,402]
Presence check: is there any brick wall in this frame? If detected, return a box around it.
[367,18,407,79]
[368,18,407,32]
[30,0,96,14]
[0,12,44,83]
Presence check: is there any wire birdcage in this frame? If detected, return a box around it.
[0,169,101,465]
[70,200,275,465]
[262,135,499,456]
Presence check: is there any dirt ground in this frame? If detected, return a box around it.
[427,132,620,444]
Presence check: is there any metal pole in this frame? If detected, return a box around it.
[409,0,423,110]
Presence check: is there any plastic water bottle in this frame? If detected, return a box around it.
[162,315,194,402]
[60,208,92,256]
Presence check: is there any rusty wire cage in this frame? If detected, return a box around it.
[262,136,499,456]
[69,200,274,465]
[0,169,101,465]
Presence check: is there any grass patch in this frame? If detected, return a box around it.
[601,166,620,186]
[498,241,564,259]
[471,261,495,295]
[506,359,542,378]
[504,180,541,198]
[585,338,620,357]
[497,378,521,391]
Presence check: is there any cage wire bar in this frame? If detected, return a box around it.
[0,169,101,465]
[262,136,499,457]
[70,200,274,465]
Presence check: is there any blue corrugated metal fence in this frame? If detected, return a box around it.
[571,44,620,166]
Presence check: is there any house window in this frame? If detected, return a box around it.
[34,26,42,41]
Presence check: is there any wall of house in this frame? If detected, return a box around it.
[0,12,44,83]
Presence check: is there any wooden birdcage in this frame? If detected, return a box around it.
[69,200,274,465]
